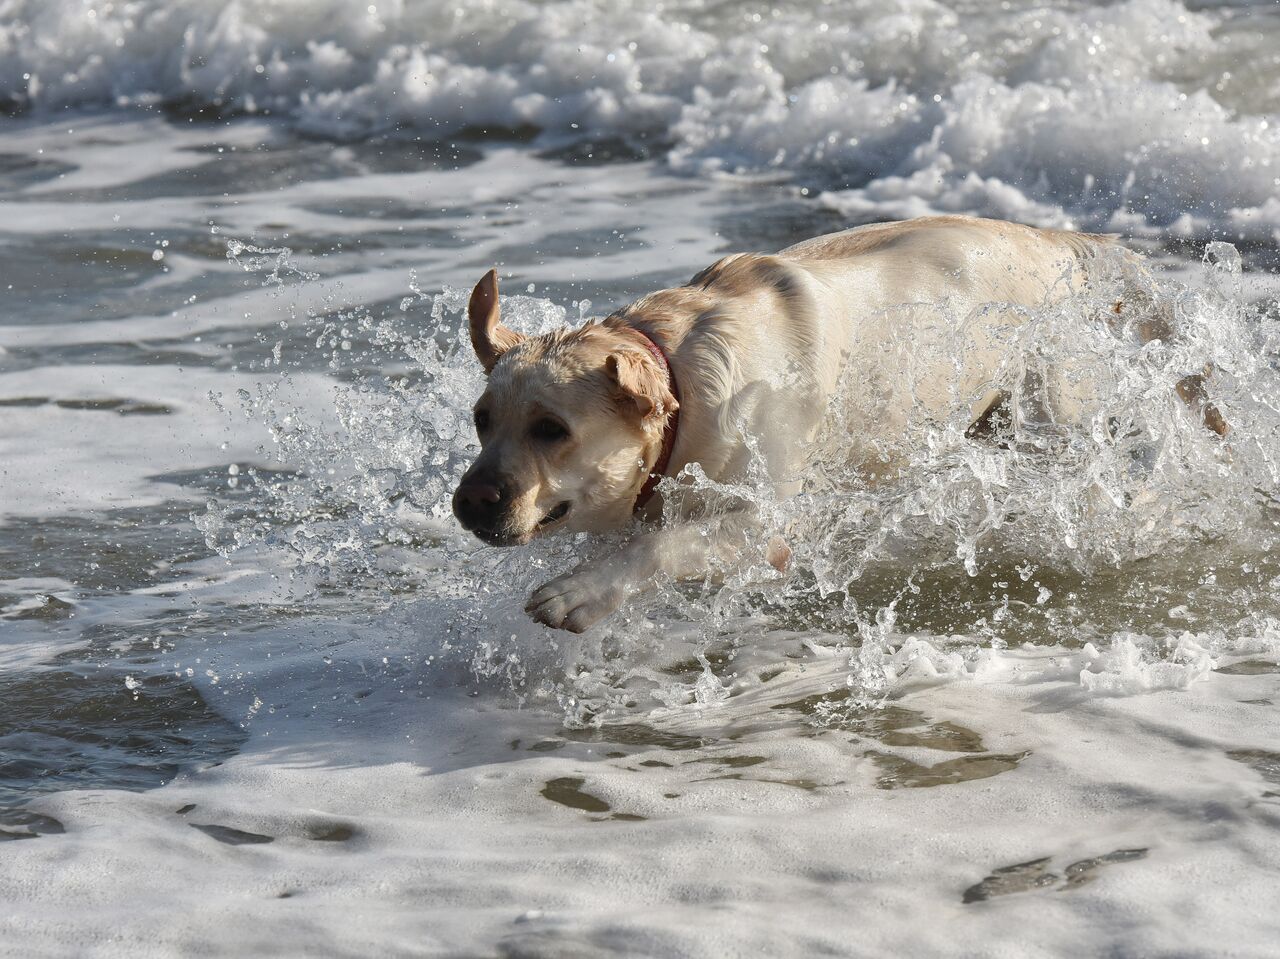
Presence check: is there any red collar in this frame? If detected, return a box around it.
[633,331,680,513]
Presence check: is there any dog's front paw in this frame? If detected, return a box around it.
[525,570,625,633]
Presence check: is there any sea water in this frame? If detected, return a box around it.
[2,0,1280,955]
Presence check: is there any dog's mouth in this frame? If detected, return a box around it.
[468,501,572,546]
[537,501,571,529]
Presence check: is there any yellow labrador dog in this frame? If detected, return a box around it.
[452,215,1223,632]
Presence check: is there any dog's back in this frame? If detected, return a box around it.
[779,218,1122,461]
[779,214,1114,308]
[610,216,1218,490]
[782,215,1226,442]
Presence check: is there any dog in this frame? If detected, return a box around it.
[451,215,1226,632]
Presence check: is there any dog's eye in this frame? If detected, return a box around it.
[474,409,490,433]
[530,418,569,442]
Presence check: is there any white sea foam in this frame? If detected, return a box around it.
[4,625,1279,957]
[2,0,1278,237]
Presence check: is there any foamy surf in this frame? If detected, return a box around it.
[4,622,1280,955]
[3,0,1280,239]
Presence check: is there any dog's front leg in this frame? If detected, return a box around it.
[525,513,763,633]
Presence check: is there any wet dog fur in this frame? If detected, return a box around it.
[451,215,1226,632]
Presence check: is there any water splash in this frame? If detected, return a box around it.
[197,236,1280,726]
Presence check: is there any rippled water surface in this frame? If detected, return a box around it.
[3,1,1280,955]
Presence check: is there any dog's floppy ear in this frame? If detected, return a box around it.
[468,269,524,373]
[606,344,678,429]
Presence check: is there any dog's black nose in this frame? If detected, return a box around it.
[452,480,503,533]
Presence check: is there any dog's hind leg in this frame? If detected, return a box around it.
[965,389,1013,445]
[1126,303,1231,437]
[1172,370,1229,437]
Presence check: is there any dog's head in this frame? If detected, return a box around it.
[451,270,678,545]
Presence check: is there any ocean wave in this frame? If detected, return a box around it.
[2,0,1278,237]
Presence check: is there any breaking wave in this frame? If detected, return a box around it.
[3,0,1280,237]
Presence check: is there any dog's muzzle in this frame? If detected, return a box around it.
[453,476,509,543]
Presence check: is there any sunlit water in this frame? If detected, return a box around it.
[3,0,1280,954]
